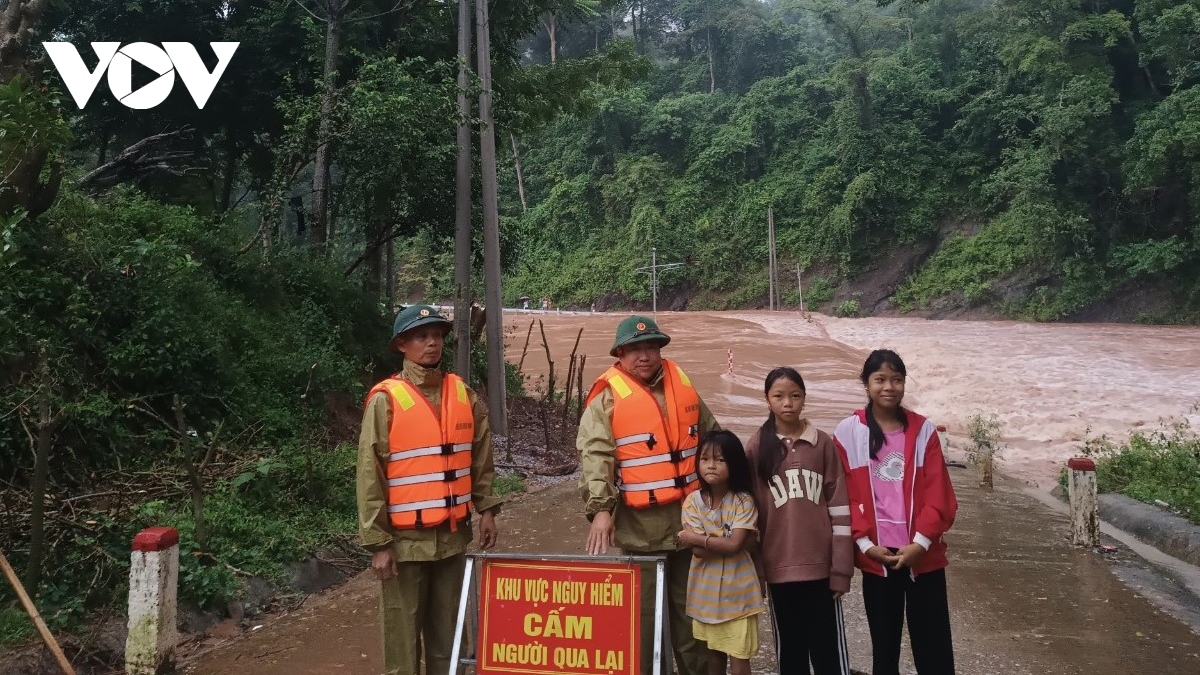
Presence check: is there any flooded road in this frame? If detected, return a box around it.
[506,311,1200,489]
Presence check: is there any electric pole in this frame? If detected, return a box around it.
[768,206,777,310]
[477,0,506,436]
[635,247,684,321]
[796,265,804,312]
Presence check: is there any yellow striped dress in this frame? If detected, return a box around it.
[681,490,766,624]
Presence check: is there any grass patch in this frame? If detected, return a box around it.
[0,607,36,650]
[494,474,528,496]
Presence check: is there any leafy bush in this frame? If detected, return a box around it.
[966,413,1006,465]
[1075,420,1200,524]
[0,188,387,630]
[835,299,860,316]
[805,277,835,306]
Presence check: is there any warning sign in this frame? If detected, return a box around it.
[477,558,640,675]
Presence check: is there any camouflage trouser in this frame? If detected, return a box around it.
[379,553,466,675]
[632,548,707,675]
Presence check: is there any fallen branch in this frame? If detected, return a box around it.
[77,129,198,194]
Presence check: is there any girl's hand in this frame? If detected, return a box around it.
[690,546,708,559]
[676,528,704,547]
[865,545,900,566]
[891,543,926,569]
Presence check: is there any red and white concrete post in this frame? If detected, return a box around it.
[1066,458,1099,547]
[126,527,180,675]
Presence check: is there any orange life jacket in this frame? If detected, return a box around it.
[586,360,702,508]
[367,374,474,530]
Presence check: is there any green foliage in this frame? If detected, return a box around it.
[1079,420,1200,525]
[0,187,387,622]
[135,444,358,609]
[966,413,1006,465]
[804,277,835,306]
[504,0,1200,320]
[835,299,861,316]
[0,607,36,647]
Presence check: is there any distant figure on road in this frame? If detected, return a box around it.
[356,304,502,675]
[833,349,958,675]
[577,315,721,675]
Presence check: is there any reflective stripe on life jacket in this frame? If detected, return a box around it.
[367,374,474,529]
[585,359,702,508]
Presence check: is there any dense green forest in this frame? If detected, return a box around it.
[502,0,1200,321]
[0,0,620,648]
[2,0,1199,654]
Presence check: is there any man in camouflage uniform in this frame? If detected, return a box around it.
[578,315,721,675]
[357,304,502,675]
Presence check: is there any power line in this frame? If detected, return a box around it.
[638,247,686,319]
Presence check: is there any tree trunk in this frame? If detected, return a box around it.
[511,133,528,215]
[175,394,209,551]
[549,12,557,63]
[631,1,640,54]
[364,212,384,296]
[386,235,396,307]
[24,346,52,595]
[310,2,344,253]
[219,135,237,212]
[707,27,715,93]
[477,0,507,436]
[453,0,474,381]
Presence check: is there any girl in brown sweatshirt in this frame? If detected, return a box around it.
[747,367,854,675]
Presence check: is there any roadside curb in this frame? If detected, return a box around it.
[1051,485,1200,568]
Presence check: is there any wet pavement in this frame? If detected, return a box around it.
[183,472,1200,675]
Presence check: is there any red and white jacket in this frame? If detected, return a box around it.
[832,408,957,577]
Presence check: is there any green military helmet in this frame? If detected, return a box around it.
[609,315,671,357]
[391,304,452,344]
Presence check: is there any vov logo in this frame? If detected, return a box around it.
[42,42,239,110]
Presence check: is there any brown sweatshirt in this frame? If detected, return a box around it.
[746,420,855,593]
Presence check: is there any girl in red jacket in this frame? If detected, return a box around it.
[833,350,957,675]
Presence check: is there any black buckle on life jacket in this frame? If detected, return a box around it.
[440,443,455,455]
[444,470,459,482]
[669,449,682,463]
[646,433,657,449]
[673,475,690,488]
[688,424,699,438]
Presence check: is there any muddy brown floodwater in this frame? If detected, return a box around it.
[509,310,1200,489]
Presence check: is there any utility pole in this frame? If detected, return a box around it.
[796,264,804,312]
[452,0,473,380]
[477,0,507,436]
[635,247,684,321]
[767,206,777,310]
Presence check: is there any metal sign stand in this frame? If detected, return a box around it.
[449,552,667,675]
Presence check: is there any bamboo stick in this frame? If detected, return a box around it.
[0,549,77,675]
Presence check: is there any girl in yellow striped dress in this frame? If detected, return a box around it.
[677,430,766,675]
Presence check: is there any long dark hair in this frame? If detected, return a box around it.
[754,367,806,484]
[698,430,754,496]
[861,349,908,459]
